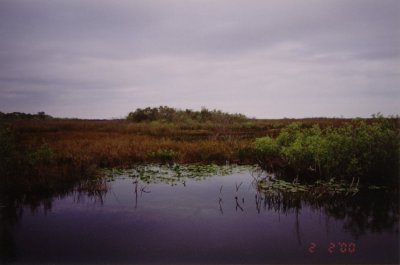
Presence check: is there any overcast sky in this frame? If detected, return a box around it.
[0,0,399,119]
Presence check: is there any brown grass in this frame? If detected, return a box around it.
[2,117,355,169]
[2,116,393,193]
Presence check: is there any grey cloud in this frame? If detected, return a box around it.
[0,0,399,118]
[2,0,398,59]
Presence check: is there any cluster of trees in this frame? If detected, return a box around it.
[127,106,248,123]
[0,111,52,120]
[255,115,399,185]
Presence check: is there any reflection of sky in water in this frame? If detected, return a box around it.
[8,172,400,264]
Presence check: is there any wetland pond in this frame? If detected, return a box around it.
[1,165,399,264]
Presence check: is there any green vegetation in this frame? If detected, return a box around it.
[0,127,17,178]
[255,114,399,186]
[256,178,360,196]
[0,126,97,194]
[0,108,398,195]
[147,149,180,164]
[103,164,252,185]
[0,111,52,120]
[127,106,247,124]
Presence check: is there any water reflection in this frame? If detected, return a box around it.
[248,167,399,238]
[0,178,108,263]
[252,183,399,238]
[0,166,398,264]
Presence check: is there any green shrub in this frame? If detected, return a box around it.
[254,115,399,185]
[0,127,18,177]
[0,127,57,187]
[28,142,54,166]
[148,149,179,164]
[255,136,279,156]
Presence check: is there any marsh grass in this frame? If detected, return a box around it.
[0,112,398,194]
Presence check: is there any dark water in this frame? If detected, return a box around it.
[1,169,399,264]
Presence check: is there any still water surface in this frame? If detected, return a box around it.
[1,168,399,264]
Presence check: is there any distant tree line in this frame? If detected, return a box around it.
[0,111,52,120]
[127,106,248,123]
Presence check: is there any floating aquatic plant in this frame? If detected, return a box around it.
[102,164,255,185]
[256,178,360,196]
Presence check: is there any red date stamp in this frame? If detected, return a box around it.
[308,242,356,254]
